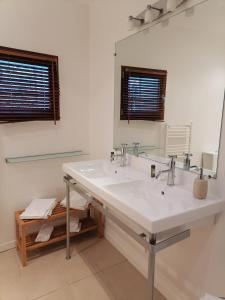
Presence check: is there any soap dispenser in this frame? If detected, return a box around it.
[193,167,208,200]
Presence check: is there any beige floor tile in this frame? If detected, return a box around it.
[38,240,95,284]
[79,239,126,272]
[70,275,111,300]
[58,254,94,284]
[0,238,166,300]
[0,249,21,276]
[98,261,166,300]
[19,252,67,299]
[36,287,74,300]
[0,250,26,300]
[72,233,101,254]
[0,271,29,300]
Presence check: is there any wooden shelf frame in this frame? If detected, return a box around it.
[15,202,104,266]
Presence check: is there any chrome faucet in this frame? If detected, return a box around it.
[132,142,146,157]
[156,155,177,186]
[132,142,140,156]
[183,153,193,171]
[110,144,128,167]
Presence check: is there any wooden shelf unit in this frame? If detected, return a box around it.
[15,202,104,266]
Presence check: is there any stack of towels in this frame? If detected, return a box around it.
[60,190,90,210]
[20,198,57,220]
[20,193,89,243]
[35,223,54,243]
[70,216,81,233]
[61,190,91,234]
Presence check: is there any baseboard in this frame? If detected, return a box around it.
[0,240,16,252]
[105,219,199,300]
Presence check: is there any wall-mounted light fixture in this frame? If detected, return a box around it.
[144,5,164,23]
[128,15,144,31]
[167,0,187,12]
[166,0,177,12]
[128,0,188,31]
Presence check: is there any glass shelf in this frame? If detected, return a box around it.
[114,145,163,151]
[5,150,88,164]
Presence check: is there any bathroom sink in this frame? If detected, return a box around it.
[63,159,225,233]
[63,160,147,186]
[104,179,216,222]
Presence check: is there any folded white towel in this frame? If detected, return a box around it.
[70,216,81,233]
[35,223,54,243]
[61,191,90,211]
[20,198,57,220]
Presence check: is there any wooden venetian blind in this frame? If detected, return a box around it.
[120,66,167,121]
[0,46,60,123]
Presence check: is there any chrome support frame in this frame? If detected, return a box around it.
[64,175,191,300]
[64,175,72,260]
[149,234,157,299]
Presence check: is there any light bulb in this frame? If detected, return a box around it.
[128,16,135,31]
[166,0,177,12]
[144,8,154,23]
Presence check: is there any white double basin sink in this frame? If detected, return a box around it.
[63,159,225,234]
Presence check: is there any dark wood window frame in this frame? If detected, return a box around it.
[120,66,167,122]
[0,46,60,124]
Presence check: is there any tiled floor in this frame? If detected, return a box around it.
[0,233,166,300]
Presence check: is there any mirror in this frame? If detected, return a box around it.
[114,0,225,178]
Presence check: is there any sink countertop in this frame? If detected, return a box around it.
[63,159,225,234]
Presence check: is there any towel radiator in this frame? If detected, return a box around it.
[165,124,192,157]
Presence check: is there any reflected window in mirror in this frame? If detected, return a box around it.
[120,66,167,122]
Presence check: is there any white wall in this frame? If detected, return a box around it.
[0,0,90,250]
[89,0,225,299]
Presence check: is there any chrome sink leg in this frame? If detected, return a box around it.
[66,179,71,260]
[148,234,156,300]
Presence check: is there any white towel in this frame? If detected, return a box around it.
[61,191,90,211]
[35,223,54,242]
[70,216,81,233]
[20,198,57,220]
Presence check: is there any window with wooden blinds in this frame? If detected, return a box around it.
[120,66,167,121]
[0,46,60,123]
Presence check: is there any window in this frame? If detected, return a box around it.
[120,66,167,121]
[0,46,60,123]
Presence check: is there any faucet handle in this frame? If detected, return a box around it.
[121,143,128,154]
[168,154,177,160]
[132,142,140,147]
[110,151,115,162]
[121,143,128,148]
[184,152,193,158]
[132,142,140,156]
[168,155,177,166]
[114,146,121,152]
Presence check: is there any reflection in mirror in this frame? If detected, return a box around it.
[114,0,225,178]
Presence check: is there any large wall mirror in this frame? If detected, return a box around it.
[114,0,225,178]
